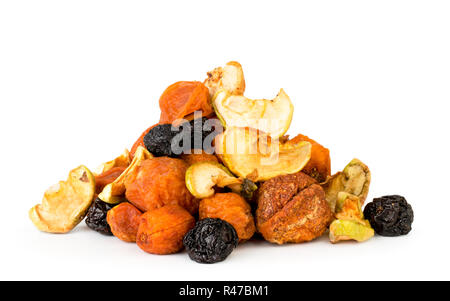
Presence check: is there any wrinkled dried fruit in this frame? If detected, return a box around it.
[137,205,195,255]
[329,192,374,243]
[159,81,212,124]
[143,118,221,157]
[215,127,312,181]
[199,193,256,242]
[321,158,371,212]
[85,198,117,235]
[124,157,197,214]
[29,165,96,233]
[180,150,219,166]
[183,218,238,264]
[107,202,142,242]
[289,134,331,183]
[363,195,414,236]
[204,61,246,98]
[94,166,127,194]
[98,146,153,204]
[329,219,374,243]
[256,172,333,244]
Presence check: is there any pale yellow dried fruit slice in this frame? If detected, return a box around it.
[204,61,245,98]
[329,219,374,243]
[98,146,153,204]
[185,162,242,199]
[93,149,131,176]
[29,165,96,233]
[335,192,364,221]
[321,158,371,212]
[212,88,294,139]
[215,127,311,182]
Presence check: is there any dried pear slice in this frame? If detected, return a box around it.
[29,165,96,233]
[215,127,311,182]
[321,158,371,212]
[98,146,153,204]
[93,149,131,176]
[212,89,294,139]
[185,162,242,199]
[204,61,245,98]
[329,219,374,243]
[335,192,364,221]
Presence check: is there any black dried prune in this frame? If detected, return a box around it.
[143,124,177,157]
[85,198,116,235]
[143,118,222,157]
[363,195,414,237]
[183,218,238,264]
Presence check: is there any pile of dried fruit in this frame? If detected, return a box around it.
[29,62,414,264]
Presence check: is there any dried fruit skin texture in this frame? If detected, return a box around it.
[183,218,238,264]
[159,81,212,124]
[85,198,117,235]
[137,205,195,255]
[256,172,333,244]
[290,134,331,183]
[363,195,413,236]
[124,157,198,214]
[107,202,142,242]
[95,166,127,194]
[180,150,218,166]
[199,193,256,242]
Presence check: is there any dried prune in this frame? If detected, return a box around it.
[183,218,238,264]
[363,195,414,236]
[143,118,221,157]
[85,198,116,235]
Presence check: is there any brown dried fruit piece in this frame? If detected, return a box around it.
[94,166,127,194]
[256,172,333,244]
[29,165,96,233]
[199,193,256,242]
[180,150,219,166]
[107,202,142,242]
[289,134,331,183]
[137,205,195,255]
[124,157,198,214]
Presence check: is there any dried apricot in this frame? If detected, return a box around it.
[290,134,331,183]
[159,81,212,124]
[136,205,195,255]
[124,157,198,214]
[199,193,255,242]
[107,202,142,242]
[95,166,127,194]
[180,150,218,166]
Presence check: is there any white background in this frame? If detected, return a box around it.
[1,0,449,281]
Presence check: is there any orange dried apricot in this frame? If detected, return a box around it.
[290,134,331,183]
[159,81,212,124]
[199,193,256,242]
[136,205,195,255]
[124,157,198,214]
[180,150,219,166]
[106,202,142,242]
[95,166,127,194]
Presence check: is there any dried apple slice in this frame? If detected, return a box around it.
[215,127,311,182]
[93,149,131,176]
[212,89,294,139]
[98,146,153,204]
[185,162,242,199]
[29,165,96,233]
[321,158,371,212]
[204,61,245,98]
